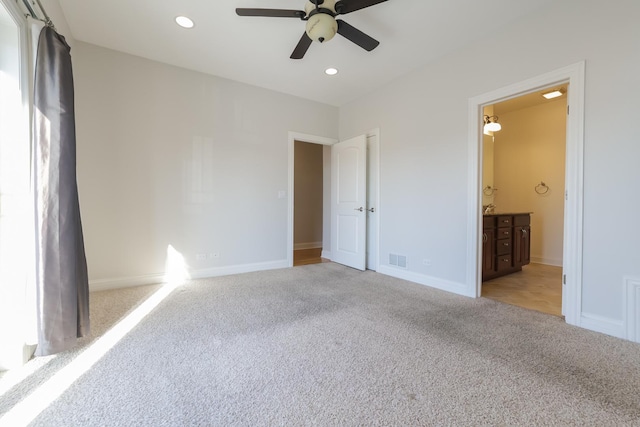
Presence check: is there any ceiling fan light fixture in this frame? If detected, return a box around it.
[175,16,194,29]
[305,13,337,43]
[325,67,338,75]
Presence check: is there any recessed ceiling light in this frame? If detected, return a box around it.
[175,16,194,29]
[325,67,338,76]
[542,89,563,99]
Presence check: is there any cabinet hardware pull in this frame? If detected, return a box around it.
[522,229,527,237]
[503,242,509,246]
[354,207,363,212]
[503,258,509,262]
[483,233,487,242]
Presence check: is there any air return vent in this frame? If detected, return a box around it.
[389,253,407,269]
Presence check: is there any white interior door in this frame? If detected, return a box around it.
[331,135,366,270]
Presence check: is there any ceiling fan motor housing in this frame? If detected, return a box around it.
[304,0,337,15]
[305,0,338,43]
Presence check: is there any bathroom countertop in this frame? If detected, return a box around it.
[483,212,533,216]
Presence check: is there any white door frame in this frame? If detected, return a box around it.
[366,129,380,271]
[466,61,585,326]
[287,132,337,268]
[287,129,381,271]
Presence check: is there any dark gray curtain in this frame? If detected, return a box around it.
[33,26,90,356]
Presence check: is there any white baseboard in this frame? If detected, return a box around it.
[293,242,322,250]
[189,259,289,280]
[89,259,289,292]
[90,274,165,292]
[321,250,332,260]
[530,256,563,267]
[377,265,473,297]
[579,312,625,339]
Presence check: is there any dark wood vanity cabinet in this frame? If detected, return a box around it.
[513,215,531,267]
[481,219,496,280]
[482,213,531,281]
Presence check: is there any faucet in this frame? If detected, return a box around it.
[484,204,495,214]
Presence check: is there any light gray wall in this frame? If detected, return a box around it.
[294,141,323,248]
[339,0,640,327]
[73,42,338,285]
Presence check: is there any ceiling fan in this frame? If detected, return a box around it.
[236,0,388,59]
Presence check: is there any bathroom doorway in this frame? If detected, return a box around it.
[468,62,585,326]
[480,87,567,316]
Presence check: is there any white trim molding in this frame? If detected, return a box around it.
[580,313,625,340]
[624,277,640,343]
[89,259,289,292]
[89,274,166,292]
[366,128,381,272]
[190,259,289,281]
[467,61,585,327]
[378,266,472,298]
[530,257,563,267]
[294,242,322,250]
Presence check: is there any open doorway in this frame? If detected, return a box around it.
[480,86,567,316]
[286,130,380,271]
[287,132,336,268]
[293,140,330,266]
[467,62,585,327]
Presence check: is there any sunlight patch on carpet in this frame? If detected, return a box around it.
[0,355,55,400]
[0,245,188,426]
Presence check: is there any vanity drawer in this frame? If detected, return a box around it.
[497,255,512,271]
[496,216,512,227]
[496,238,512,255]
[497,227,511,239]
[514,214,530,226]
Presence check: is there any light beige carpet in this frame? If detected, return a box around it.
[2,263,640,426]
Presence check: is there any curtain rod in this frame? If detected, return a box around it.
[20,0,55,28]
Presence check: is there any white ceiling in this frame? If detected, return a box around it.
[57,0,554,106]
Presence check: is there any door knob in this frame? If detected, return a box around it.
[354,207,364,212]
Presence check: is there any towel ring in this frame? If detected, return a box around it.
[483,186,498,196]
[535,182,549,194]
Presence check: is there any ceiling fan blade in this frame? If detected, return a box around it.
[334,0,387,15]
[290,32,313,59]
[236,8,305,18]
[336,19,379,51]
